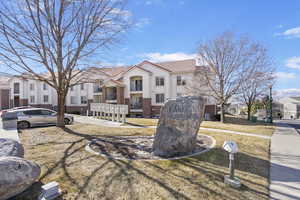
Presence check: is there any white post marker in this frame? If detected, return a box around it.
[222,141,241,188]
[38,181,61,200]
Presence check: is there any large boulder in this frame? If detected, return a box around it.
[0,138,24,157]
[0,157,41,200]
[153,96,206,157]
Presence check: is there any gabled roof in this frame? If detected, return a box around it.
[156,59,198,73]
[138,60,172,72]
[121,64,153,75]
[103,79,125,87]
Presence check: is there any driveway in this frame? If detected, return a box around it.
[269,120,300,200]
[285,119,300,133]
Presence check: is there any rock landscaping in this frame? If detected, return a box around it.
[0,138,24,157]
[0,138,40,200]
[153,96,206,157]
[86,135,215,160]
[0,157,41,200]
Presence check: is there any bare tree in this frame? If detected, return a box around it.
[239,59,275,120]
[0,0,130,127]
[195,32,271,123]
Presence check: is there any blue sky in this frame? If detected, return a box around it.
[100,0,300,97]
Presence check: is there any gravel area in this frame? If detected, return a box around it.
[86,135,215,160]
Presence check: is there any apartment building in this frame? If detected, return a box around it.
[8,59,216,118]
[0,74,10,110]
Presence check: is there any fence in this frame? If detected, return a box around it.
[89,103,128,123]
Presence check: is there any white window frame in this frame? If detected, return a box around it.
[43,83,48,90]
[156,93,165,104]
[30,83,34,91]
[81,96,87,104]
[43,95,49,103]
[155,77,165,87]
[30,96,35,103]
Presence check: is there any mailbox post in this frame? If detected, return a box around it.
[223,141,241,188]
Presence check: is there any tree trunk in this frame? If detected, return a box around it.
[57,91,66,128]
[247,104,251,121]
[220,103,225,123]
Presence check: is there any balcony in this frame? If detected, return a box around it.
[93,84,102,93]
[130,94,143,112]
[131,103,142,110]
[106,87,117,103]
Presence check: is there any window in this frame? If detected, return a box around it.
[13,83,20,94]
[24,110,42,115]
[155,77,164,86]
[43,95,49,103]
[177,76,186,86]
[71,96,77,104]
[80,83,84,90]
[156,94,165,103]
[130,79,143,91]
[30,83,34,91]
[40,110,55,115]
[30,96,35,103]
[43,83,48,90]
[93,83,102,93]
[81,96,87,104]
[70,86,74,91]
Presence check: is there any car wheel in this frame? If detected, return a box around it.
[64,118,70,125]
[17,121,30,129]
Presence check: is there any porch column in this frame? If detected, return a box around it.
[117,87,124,104]
[101,86,106,103]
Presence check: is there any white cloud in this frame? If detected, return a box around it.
[274,88,300,98]
[276,24,283,29]
[99,61,125,67]
[145,1,153,5]
[141,52,196,62]
[111,8,132,21]
[286,56,300,70]
[278,26,300,38]
[135,18,151,29]
[275,72,296,79]
[179,1,185,5]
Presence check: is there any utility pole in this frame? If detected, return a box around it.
[268,85,273,123]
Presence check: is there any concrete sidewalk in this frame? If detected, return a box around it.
[74,115,271,139]
[0,119,19,142]
[269,121,300,200]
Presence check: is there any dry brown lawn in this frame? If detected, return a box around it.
[15,123,271,200]
[124,117,159,127]
[126,117,274,136]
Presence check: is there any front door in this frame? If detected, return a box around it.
[14,96,20,107]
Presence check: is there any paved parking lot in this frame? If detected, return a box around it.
[0,119,19,142]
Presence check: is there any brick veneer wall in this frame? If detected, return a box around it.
[204,104,217,115]
[125,98,130,114]
[142,98,151,118]
[151,106,162,116]
[65,106,87,114]
[20,99,28,106]
[117,87,125,104]
[30,104,54,109]
[0,89,9,110]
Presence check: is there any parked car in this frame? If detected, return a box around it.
[0,106,33,117]
[3,108,74,129]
